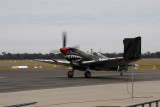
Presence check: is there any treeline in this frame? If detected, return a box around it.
[0,52,64,60]
[0,51,160,60]
[103,51,160,58]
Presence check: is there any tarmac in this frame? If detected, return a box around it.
[0,69,160,107]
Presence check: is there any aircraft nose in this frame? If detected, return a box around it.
[60,47,68,54]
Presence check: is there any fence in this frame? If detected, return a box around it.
[122,98,160,107]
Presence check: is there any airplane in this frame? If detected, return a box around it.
[37,32,141,78]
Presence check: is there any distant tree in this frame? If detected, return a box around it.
[0,51,160,59]
[155,52,160,58]
[2,52,6,55]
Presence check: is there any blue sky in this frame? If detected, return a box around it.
[0,0,160,53]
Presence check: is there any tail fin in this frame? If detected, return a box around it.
[123,37,141,61]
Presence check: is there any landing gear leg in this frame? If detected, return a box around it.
[68,69,74,78]
[84,70,91,78]
[120,71,123,76]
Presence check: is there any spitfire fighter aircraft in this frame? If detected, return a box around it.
[37,32,141,78]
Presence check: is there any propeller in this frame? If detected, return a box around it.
[63,32,67,47]
[50,32,67,54]
[49,49,60,54]
[62,31,80,49]
[60,31,68,54]
[71,45,80,50]
[60,31,80,54]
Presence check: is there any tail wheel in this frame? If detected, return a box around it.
[84,71,91,78]
[68,71,74,78]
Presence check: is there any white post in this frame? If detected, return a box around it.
[132,61,134,99]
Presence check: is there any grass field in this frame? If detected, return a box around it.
[132,58,160,70]
[0,59,160,70]
[0,60,67,69]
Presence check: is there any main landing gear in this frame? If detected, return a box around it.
[84,71,91,78]
[67,70,74,78]
[67,69,91,78]
[120,70,125,76]
[120,71,123,76]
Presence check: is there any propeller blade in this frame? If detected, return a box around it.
[70,45,80,50]
[49,49,60,54]
[63,32,67,47]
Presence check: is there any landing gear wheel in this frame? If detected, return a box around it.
[68,71,74,78]
[120,71,123,76]
[84,71,91,78]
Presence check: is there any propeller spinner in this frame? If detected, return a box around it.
[60,32,68,54]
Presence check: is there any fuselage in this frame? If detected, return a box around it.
[61,47,100,62]
[60,47,120,71]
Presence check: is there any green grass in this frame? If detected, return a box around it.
[129,63,160,70]
[129,59,160,70]
[0,60,67,69]
[0,60,49,64]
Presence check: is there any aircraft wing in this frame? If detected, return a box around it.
[35,59,70,66]
[35,57,131,70]
[82,57,130,68]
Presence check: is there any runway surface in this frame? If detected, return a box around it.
[0,69,160,93]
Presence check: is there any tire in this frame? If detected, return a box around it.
[120,71,123,76]
[84,71,91,78]
[68,71,73,78]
